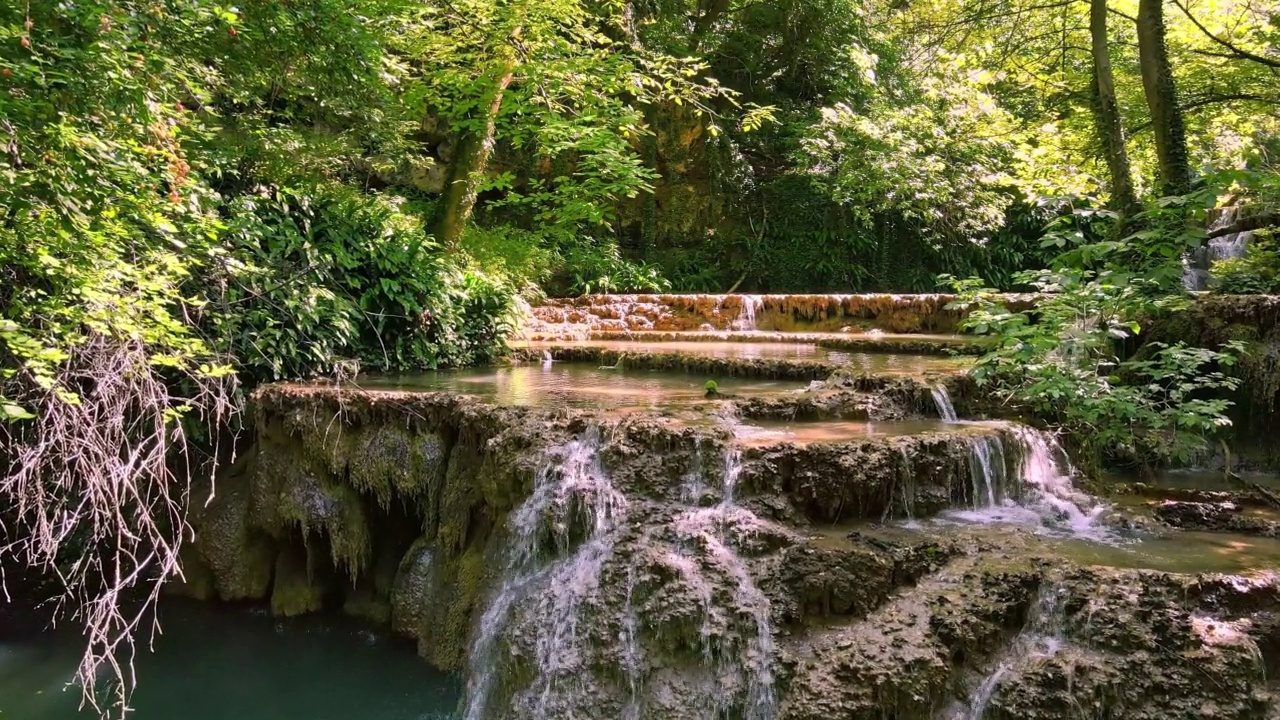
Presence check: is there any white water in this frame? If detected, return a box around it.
[920,383,1111,540]
[463,428,629,720]
[931,385,959,422]
[942,426,1112,541]
[962,582,1067,719]
[965,433,1009,508]
[733,295,765,331]
[1184,206,1255,290]
[673,445,778,720]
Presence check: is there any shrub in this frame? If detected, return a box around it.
[205,185,518,381]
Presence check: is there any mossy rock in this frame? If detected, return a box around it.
[419,542,493,671]
[192,469,275,602]
[270,545,324,617]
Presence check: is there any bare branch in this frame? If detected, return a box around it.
[1,335,237,717]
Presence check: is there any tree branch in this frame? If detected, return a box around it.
[1170,0,1280,69]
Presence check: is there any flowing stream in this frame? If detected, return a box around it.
[463,427,628,720]
[959,582,1067,719]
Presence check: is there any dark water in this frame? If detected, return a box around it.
[0,600,460,719]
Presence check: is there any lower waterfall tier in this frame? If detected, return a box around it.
[170,383,1280,719]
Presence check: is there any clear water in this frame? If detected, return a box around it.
[355,364,807,409]
[0,600,460,720]
[733,419,1004,447]
[513,341,972,374]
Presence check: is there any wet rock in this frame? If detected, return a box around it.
[781,559,1041,720]
[270,544,324,617]
[979,568,1280,719]
[191,461,275,601]
[1155,500,1280,538]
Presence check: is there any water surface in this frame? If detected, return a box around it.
[356,364,808,409]
[0,600,459,719]
[734,419,1002,447]
[515,340,971,375]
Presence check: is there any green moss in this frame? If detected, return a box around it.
[275,475,373,578]
[349,425,446,516]
[270,545,324,617]
[420,544,490,671]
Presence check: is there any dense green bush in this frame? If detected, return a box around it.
[208,186,517,381]
[947,270,1242,469]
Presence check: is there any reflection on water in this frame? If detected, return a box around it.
[816,522,1280,576]
[356,364,809,408]
[734,419,1001,447]
[0,601,459,720]
[515,340,972,374]
[1046,530,1280,575]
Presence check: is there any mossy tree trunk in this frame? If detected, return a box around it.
[1136,0,1191,197]
[1090,0,1139,218]
[435,49,518,251]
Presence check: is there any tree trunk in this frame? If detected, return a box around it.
[435,54,517,251]
[1090,0,1139,216]
[1136,0,1191,196]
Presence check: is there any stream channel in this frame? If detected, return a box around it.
[4,293,1279,719]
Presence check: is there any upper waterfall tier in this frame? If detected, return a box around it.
[525,293,1040,336]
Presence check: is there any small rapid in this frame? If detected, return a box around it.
[927,385,1112,541]
[956,582,1067,719]
[943,426,1113,541]
[463,427,628,720]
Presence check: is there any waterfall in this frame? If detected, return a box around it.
[463,427,629,720]
[965,434,1009,508]
[942,426,1111,541]
[963,582,1067,719]
[1184,206,1254,290]
[673,445,778,720]
[733,295,764,331]
[931,385,958,422]
[1008,426,1108,537]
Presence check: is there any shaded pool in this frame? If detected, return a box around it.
[0,600,459,719]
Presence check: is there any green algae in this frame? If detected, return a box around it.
[270,544,324,617]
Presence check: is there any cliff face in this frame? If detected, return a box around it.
[178,378,1280,719]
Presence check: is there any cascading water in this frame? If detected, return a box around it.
[931,384,958,422]
[463,427,629,720]
[1184,206,1255,290]
[960,582,1067,719]
[673,443,778,720]
[733,295,765,331]
[943,426,1112,541]
[965,433,1010,509]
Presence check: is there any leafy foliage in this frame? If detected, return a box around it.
[947,270,1242,468]
[209,186,516,381]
